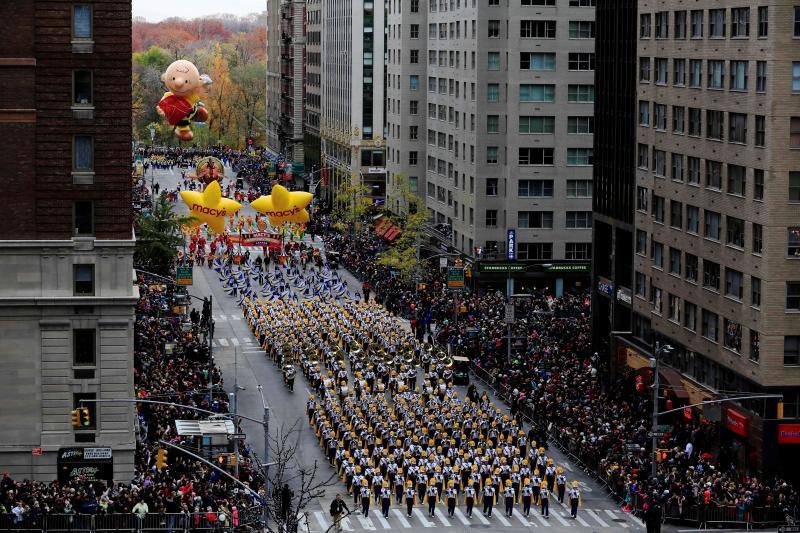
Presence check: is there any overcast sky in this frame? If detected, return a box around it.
[133,0,264,21]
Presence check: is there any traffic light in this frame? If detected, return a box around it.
[655,449,670,463]
[71,409,81,429]
[156,448,168,470]
[778,401,785,419]
[229,453,237,467]
[218,454,228,468]
[79,407,91,427]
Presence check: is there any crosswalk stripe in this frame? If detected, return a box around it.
[218,314,227,321]
[313,511,328,531]
[341,517,354,531]
[434,509,450,527]
[567,511,591,527]
[231,316,241,321]
[473,509,490,525]
[218,338,229,347]
[231,338,240,346]
[551,510,572,527]
[243,337,254,343]
[453,508,471,526]
[494,512,512,526]
[391,509,411,528]
[371,511,390,529]
[355,515,375,530]
[514,512,534,527]
[531,513,552,527]
[586,510,610,528]
[298,513,310,533]
[412,508,434,527]
[605,509,627,527]
[563,462,574,472]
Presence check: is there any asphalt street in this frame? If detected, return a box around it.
[149,166,649,533]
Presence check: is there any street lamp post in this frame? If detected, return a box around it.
[650,341,672,478]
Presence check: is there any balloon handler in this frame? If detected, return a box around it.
[157,59,212,142]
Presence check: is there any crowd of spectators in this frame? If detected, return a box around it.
[321,223,798,525]
[0,279,263,525]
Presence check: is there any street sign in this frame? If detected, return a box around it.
[447,267,465,289]
[504,303,515,324]
[648,430,666,438]
[477,262,527,273]
[656,424,672,432]
[176,266,193,286]
[625,444,641,452]
[227,433,247,441]
[507,229,516,260]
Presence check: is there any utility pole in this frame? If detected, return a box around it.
[232,346,240,478]
[651,342,670,479]
[506,267,513,365]
[257,385,271,488]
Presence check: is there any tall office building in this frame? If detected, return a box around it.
[385,0,596,290]
[0,0,137,480]
[305,0,323,174]
[320,0,387,204]
[596,0,800,474]
[266,0,282,151]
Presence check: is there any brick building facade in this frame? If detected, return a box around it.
[0,0,137,481]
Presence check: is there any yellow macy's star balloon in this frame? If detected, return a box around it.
[179,180,242,234]
[251,184,313,226]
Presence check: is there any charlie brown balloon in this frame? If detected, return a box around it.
[156,60,212,142]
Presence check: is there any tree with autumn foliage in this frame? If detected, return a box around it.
[131,14,266,147]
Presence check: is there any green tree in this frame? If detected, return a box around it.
[332,179,371,234]
[135,195,194,275]
[377,209,430,282]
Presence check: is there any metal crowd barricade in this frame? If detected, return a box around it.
[44,514,94,533]
[93,513,137,532]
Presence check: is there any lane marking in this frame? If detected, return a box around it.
[568,511,591,528]
[531,513,552,527]
[371,511,390,529]
[412,508,435,527]
[472,508,490,524]
[493,511,512,526]
[391,509,411,528]
[605,509,628,527]
[313,511,328,531]
[551,509,572,527]
[218,314,227,321]
[434,508,451,527]
[513,512,535,527]
[340,517,354,531]
[586,509,610,527]
[453,508,471,526]
[218,338,229,347]
[355,515,375,530]
[231,338,240,346]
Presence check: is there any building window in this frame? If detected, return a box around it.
[752,276,762,307]
[487,115,500,133]
[655,11,669,38]
[410,75,419,90]
[707,110,725,141]
[756,61,767,92]
[567,148,593,166]
[795,6,800,37]
[72,4,93,39]
[408,151,418,165]
[727,165,746,196]
[788,282,800,310]
[73,70,93,105]
[670,200,682,227]
[488,20,500,38]
[637,186,649,212]
[487,83,500,102]
[410,24,419,38]
[521,20,556,38]
[486,178,498,196]
[702,309,719,342]
[753,223,763,254]
[790,172,800,203]
[519,116,555,134]
[793,62,800,92]
[520,84,555,102]
[519,147,554,165]
[685,253,698,282]
[565,243,591,260]
[73,201,94,236]
[568,116,593,134]
[688,107,702,136]
[669,247,681,274]
[73,135,94,172]
[673,10,687,38]
[730,60,748,91]
[789,227,800,256]
[705,210,722,240]
[703,260,720,291]
[674,59,686,85]
[640,14,651,38]
[488,52,501,70]
[568,53,594,71]
[729,113,747,144]
[708,60,725,89]
[566,180,592,198]
[74,264,95,296]
[655,58,668,84]
[568,21,594,39]
[750,331,760,362]
[671,153,684,181]
[567,85,594,103]
[730,7,750,38]
[684,301,697,331]
[639,100,650,126]
[686,205,700,233]
[410,49,419,64]
[691,10,704,38]
[753,115,765,147]
[725,268,744,299]
[753,169,764,200]
[791,118,800,148]
[518,211,553,229]
[520,52,556,71]
[486,146,498,164]
[518,179,553,197]
[651,194,665,222]
[672,106,686,133]
[522,0,556,5]
[517,242,553,260]
[73,329,96,366]
[636,231,647,255]
[411,0,419,11]
[687,157,700,184]
[652,149,667,176]
[758,6,768,37]
[709,8,726,38]
[689,60,702,88]
[724,319,742,352]
[485,210,497,227]
[785,336,800,366]
[565,211,592,229]
[637,144,649,169]
[409,100,418,115]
